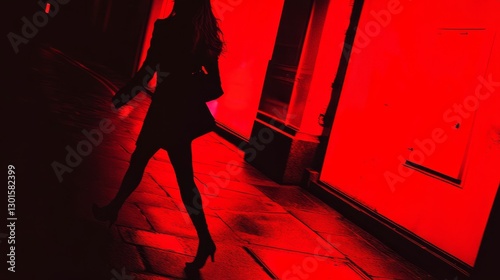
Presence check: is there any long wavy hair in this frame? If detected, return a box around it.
[172,0,224,60]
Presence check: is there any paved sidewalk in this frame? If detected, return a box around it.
[28,46,436,280]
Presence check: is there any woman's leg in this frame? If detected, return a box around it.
[167,140,214,247]
[107,143,159,210]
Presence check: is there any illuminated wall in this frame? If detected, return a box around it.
[290,0,353,137]
[320,0,500,266]
[138,0,173,71]
[212,0,285,139]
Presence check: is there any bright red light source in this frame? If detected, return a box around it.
[45,3,51,14]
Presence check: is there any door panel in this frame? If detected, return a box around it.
[320,0,500,266]
[404,29,493,183]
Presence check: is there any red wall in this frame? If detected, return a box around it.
[138,0,173,72]
[320,0,500,266]
[290,0,353,137]
[211,0,285,139]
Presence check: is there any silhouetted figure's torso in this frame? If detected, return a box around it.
[137,16,216,149]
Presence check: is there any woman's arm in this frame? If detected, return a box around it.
[197,57,223,102]
[204,57,223,91]
[112,20,164,108]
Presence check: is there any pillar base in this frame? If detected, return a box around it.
[244,119,318,185]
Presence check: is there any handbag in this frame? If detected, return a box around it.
[192,63,224,102]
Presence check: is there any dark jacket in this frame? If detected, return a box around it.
[115,17,220,149]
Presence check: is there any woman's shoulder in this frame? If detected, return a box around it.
[154,17,173,28]
[151,17,177,38]
[154,16,190,31]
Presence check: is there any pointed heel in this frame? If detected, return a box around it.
[185,242,216,270]
[92,203,118,228]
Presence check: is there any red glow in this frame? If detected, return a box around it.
[321,0,500,266]
[137,0,174,87]
[45,2,50,14]
[211,0,285,138]
[289,0,353,137]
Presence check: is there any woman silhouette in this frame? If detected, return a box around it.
[93,0,223,270]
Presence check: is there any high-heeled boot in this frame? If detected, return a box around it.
[185,239,216,270]
[92,203,119,228]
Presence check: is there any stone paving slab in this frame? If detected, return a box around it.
[318,232,390,261]
[148,189,221,217]
[135,175,170,197]
[249,246,369,280]
[142,245,273,280]
[129,193,180,211]
[153,149,172,162]
[140,205,241,243]
[163,186,287,215]
[232,168,283,187]
[108,242,146,274]
[216,211,345,258]
[146,154,175,170]
[289,209,357,236]
[255,185,335,214]
[141,247,191,279]
[119,226,190,256]
[313,232,435,279]
[347,257,426,280]
[91,142,133,163]
[114,203,154,231]
[148,168,180,190]
[193,170,242,185]
[196,179,269,197]
[203,190,287,213]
